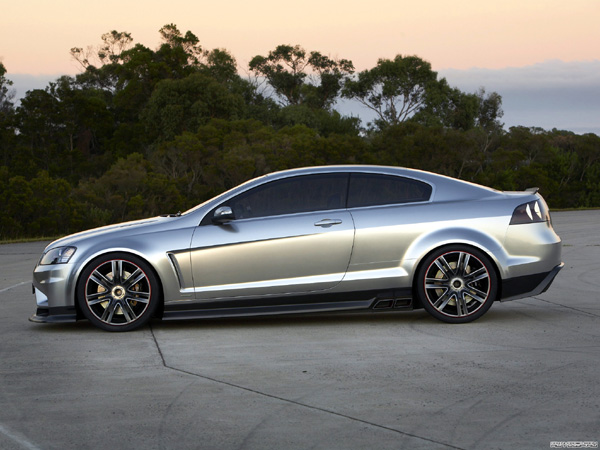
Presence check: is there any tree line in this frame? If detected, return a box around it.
[1,24,599,239]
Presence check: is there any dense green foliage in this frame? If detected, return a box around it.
[1,25,599,239]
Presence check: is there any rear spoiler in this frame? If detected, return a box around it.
[525,187,539,194]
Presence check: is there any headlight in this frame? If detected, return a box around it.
[39,246,77,265]
[509,200,548,225]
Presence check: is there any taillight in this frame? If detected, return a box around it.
[510,200,549,225]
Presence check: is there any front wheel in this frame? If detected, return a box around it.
[416,246,498,323]
[77,253,161,331]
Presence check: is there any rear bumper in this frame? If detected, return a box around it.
[500,262,564,302]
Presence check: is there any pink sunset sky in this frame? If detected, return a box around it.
[2,0,599,133]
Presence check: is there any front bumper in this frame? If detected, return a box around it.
[500,262,564,302]
[31,261,79,324]
[30,305,77,323]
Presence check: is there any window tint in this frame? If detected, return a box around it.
[225,173,349,220]
[348,173,432,208]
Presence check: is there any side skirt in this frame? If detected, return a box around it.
[162,289,416,321]
[162,299,373,321]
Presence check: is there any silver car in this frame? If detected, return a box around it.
[31,166,563,331]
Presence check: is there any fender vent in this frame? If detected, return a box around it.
[374,299,394,309]
[394,298,412,308]
[373,297,413,310]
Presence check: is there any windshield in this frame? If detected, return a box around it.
[181,174,269,216]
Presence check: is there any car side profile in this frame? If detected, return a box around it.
[31,165,563,331]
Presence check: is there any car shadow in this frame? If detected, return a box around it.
[150,309,432,330]
[28,302,572,333]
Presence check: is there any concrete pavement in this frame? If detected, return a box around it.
[0,211,598,449]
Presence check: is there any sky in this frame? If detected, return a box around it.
[2,0,599,133]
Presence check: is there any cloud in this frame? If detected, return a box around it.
[6,73,62,101]
[440,60,600,134]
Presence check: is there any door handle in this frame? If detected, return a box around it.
[314,219,342,227]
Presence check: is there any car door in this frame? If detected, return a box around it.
[342,172,433,289]
[189,173,355,299]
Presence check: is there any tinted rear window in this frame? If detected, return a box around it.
[348,173,432,208]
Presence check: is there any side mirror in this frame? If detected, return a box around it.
[212,206,235,224]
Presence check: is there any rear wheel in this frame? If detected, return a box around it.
[417,246,498,323]
[77,253,160,331]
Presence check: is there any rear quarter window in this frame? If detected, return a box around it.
[348,173,432,208]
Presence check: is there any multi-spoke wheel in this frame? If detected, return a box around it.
[77,253,160,331]
[417,246,498,323]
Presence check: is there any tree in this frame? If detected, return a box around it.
[205,48,239,83]
[0,62,16,166]
[15,76,114,181]
[275,105,361,137]
[141,73,246,141]
[14,88,62,174]
[75,153,182,222]
[574,133,600,182]
[413,80,479,130]
[0,62,14,114]
[342,55,440,128]
[0,175,34,238]
[368,122,481,179]
[28,171,80,236]
[158,23,207,67]
[452,88,505,176]
[71,30,134,70]
[474,88,503,131]
[410,81,504,136]
[249,45,354,109]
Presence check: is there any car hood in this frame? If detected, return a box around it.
[45,216,176,251]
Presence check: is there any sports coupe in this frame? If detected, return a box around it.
[31,165,563,331]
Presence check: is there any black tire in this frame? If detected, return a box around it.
[416,245,498,323]
[77,253,161,331]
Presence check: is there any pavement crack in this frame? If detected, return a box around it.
[532,296,600,318]
[149,321,168,367]
[148,323,464,450]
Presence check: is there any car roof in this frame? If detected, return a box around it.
[184,165,503,217]
[264,165,500,201]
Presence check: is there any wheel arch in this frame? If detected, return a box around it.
[73,250,165,320]
[411,242,502,322]
[408,236,504,302]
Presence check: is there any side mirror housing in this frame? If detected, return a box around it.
[212,206,235,224]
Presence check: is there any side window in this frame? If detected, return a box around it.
[348,173,432,208]
[217,173,349,221]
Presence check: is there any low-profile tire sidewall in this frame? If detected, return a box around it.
[417,245,498,324]
[76,252,160,332]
